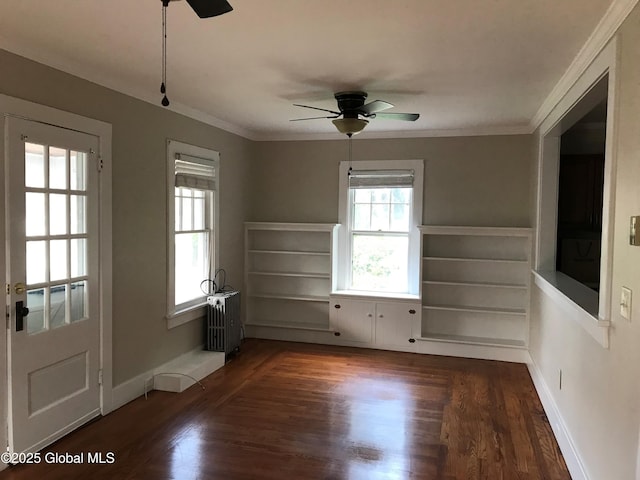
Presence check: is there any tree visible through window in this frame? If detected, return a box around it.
[350,187,411,292]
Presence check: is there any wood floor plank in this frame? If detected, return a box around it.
[0,339,571,480]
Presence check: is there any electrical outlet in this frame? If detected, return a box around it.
[621,287,632,321]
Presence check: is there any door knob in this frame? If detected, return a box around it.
[16,300,29,332]
[14,282,26,295]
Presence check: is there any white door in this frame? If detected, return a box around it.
[6,117,101,453]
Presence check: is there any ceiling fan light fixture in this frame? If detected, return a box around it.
[332,118,369,135]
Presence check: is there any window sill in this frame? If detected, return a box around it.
[533,270,610,348]
[331,290,421,303]
[166,302,207,329]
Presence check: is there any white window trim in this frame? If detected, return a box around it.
[166,139,219,329]
[534,38,617,348]
[336,159,423,297]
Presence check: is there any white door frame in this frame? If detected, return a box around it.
[1,94,113,464]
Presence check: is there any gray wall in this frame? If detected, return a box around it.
[0,49,253,386]
[251,135,534,227]
[529,5,640,478]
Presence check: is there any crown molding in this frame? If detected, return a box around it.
[0,36,256,140]
[530,0,639,130]
[252,124,533,142]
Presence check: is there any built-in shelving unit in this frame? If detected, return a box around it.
[419,226,533,349]
[244,222,338,331]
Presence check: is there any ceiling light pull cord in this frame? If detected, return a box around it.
[161,0,170,106]
[348,133,353,175]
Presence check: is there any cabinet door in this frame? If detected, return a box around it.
[374,302,419,348]
[330,300,373,343]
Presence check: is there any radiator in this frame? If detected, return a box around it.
[205,291,241,358]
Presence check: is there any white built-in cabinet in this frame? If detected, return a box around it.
[244,222,532,360]
[244,222,338,331]
[419,226,532,348]
[329,295,420,351]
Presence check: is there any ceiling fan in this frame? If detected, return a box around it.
[166,0,233,19]
[160,0,233,106]
[292,91,420,136]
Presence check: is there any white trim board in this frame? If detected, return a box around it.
[0,94,113,463]
[527,359,590,480]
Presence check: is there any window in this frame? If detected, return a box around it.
[535,40,616,347]
[337,160,423,296]
[167,140,219,327]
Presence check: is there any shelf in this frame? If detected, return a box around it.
[422,280,527,290]
[248,271,330,279]
[249,293,329,303]
[423,256,528,264]
[415,334,526,348]
[248,249,330,256]
[245,322,333,333]
[245,222,338,232]
[418,225,532,237]
[422,304,527,316]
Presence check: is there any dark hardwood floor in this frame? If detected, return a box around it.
[0,339,570,479]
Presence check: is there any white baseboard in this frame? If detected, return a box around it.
[415,338,531,363]
[111,346,225,410]
[245,325,531,363]
[527,359,589,480]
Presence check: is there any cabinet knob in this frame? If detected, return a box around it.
[334,331,341,336]
[409,338,416,343]
[367,313,373,317]
[378,314,384,318]
[334,304,341,309]
[409,309,416,314]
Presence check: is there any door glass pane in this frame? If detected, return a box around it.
[26,288,46,334]
[49,194,68,235]
[49,147,67,189]
[70,281,87,323]
[70,195,86,234]
[71,238,87,278]
[50,239,68,281]
[70,151,87,191]
[26,241,47,285]
[25,143,45,188]
[50,284,67,329]
[25,192,46,237]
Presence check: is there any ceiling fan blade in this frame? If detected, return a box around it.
[290,115,341,121]
[361,100,394,115]
[185,0,233,18]
[374,112,420,121]
[293,104,341,115]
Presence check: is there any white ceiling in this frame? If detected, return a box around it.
[0,0,616,140]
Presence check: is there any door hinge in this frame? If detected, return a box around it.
[97,156,104,173]
[5,284,9,295]
[6,304,10,330]
[98,369,103,386]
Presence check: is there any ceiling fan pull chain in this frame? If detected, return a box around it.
[161,0,170,106]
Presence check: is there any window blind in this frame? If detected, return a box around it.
[175,153,216,191]
[348,169,414,188]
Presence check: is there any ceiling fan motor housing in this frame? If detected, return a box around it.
[335,91,368,118]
